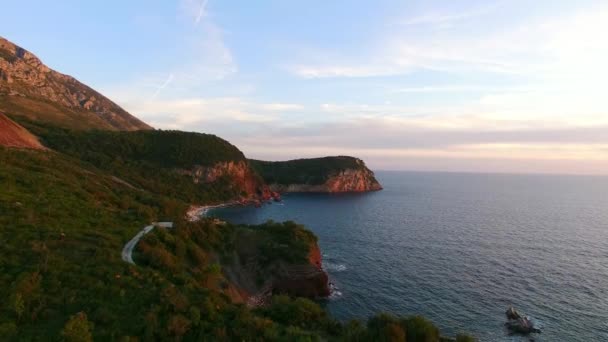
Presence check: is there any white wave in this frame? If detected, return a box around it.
[328,282,343,300]
[324,262,347,272]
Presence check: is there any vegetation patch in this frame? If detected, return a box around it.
[251,156,369,185]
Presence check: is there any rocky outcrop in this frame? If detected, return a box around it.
[270,243,330,298]
[273,264,330,298]
[269,167,383,193]
[0,36,151,131]
[224,232,330,305]
[504,306,541,334]
[251,156,383,193]
[0,113,45,150]
[178,160,271,200]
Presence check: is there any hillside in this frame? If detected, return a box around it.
[0,113,45,149]
[14,117,270,204]
[0,147,472,341]
[251,156,383,192]
[0,37,150,131]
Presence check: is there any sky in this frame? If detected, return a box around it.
[2,0,608,174]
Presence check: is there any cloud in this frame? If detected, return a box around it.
[195,0,208,26]
[391,85,531,93]
[229,115,608,174]
[123,0,237,99]
[111,94,305,129]
[260,103,304,111]
[287,6,608,79]
[180,0,209,26]
[289,65,402,79]
[151,73,174,99]
[401,2,502,26]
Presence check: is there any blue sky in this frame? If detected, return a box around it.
[3,0,608,174]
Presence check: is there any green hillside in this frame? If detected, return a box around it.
[250,156,374,185]
[13,118,252,204]
[0,147,474,341]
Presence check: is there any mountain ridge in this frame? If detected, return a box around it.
[0,36,151,131]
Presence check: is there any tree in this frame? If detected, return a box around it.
[189,306,201,327]
[12,293,24,321]
[167,314,191,337]
[61,312,93,342]
[0,321,17,338]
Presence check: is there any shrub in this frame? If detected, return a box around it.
[61,312,93,342]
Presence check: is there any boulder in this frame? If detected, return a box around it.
[505,306,521,320]
[505,317,541,334]
[505,307,540,335]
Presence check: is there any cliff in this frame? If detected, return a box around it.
[223,221,330,303]
[251,156,382,193]
[178,160,271,200]
[0,112,45,149]
[0,36,151,131]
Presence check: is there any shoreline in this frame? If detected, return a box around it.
[186,202,238,221]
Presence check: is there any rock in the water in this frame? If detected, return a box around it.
[505,317,540,334]
[505,307,540,335]
[506,306,522,320]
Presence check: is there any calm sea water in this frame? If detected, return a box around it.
[211,171,608,341]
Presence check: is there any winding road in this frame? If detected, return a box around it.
[121,222,173,264]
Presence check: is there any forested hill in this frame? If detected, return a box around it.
[11,118,266,204]
[23,120,246,169]
[250,156,383,192]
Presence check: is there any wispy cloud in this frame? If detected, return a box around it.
[113,96,304,129]
[137,0,236,97]
[391,85,531,94]
[287,6,608,79]
[151,73,174,99]
[230,116,608,174]
[401,2,502,26]
[194,0,208,26]
[181,0,209,26]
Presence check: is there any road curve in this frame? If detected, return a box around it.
[122,222,173,264]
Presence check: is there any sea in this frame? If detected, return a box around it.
[209,171,608,341]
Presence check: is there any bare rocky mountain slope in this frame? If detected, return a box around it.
[0,36,151,131]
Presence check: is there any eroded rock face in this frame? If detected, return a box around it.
[273,265,330,298]
[0,113,45,150]
[179,160,270,200]
[272,243,330,298]
[0,37,151,131]
[225,239,330,305]
[270,167,383,193]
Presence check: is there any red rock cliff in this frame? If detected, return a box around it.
[269,166,382,193]
[224,238,330,305]
[178,160,271,200]
[271,242,330,298]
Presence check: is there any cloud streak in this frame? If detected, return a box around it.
[287,6,608,79]
[401,2,503,26]
[194,0,208,26]
[150,73,174,99]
